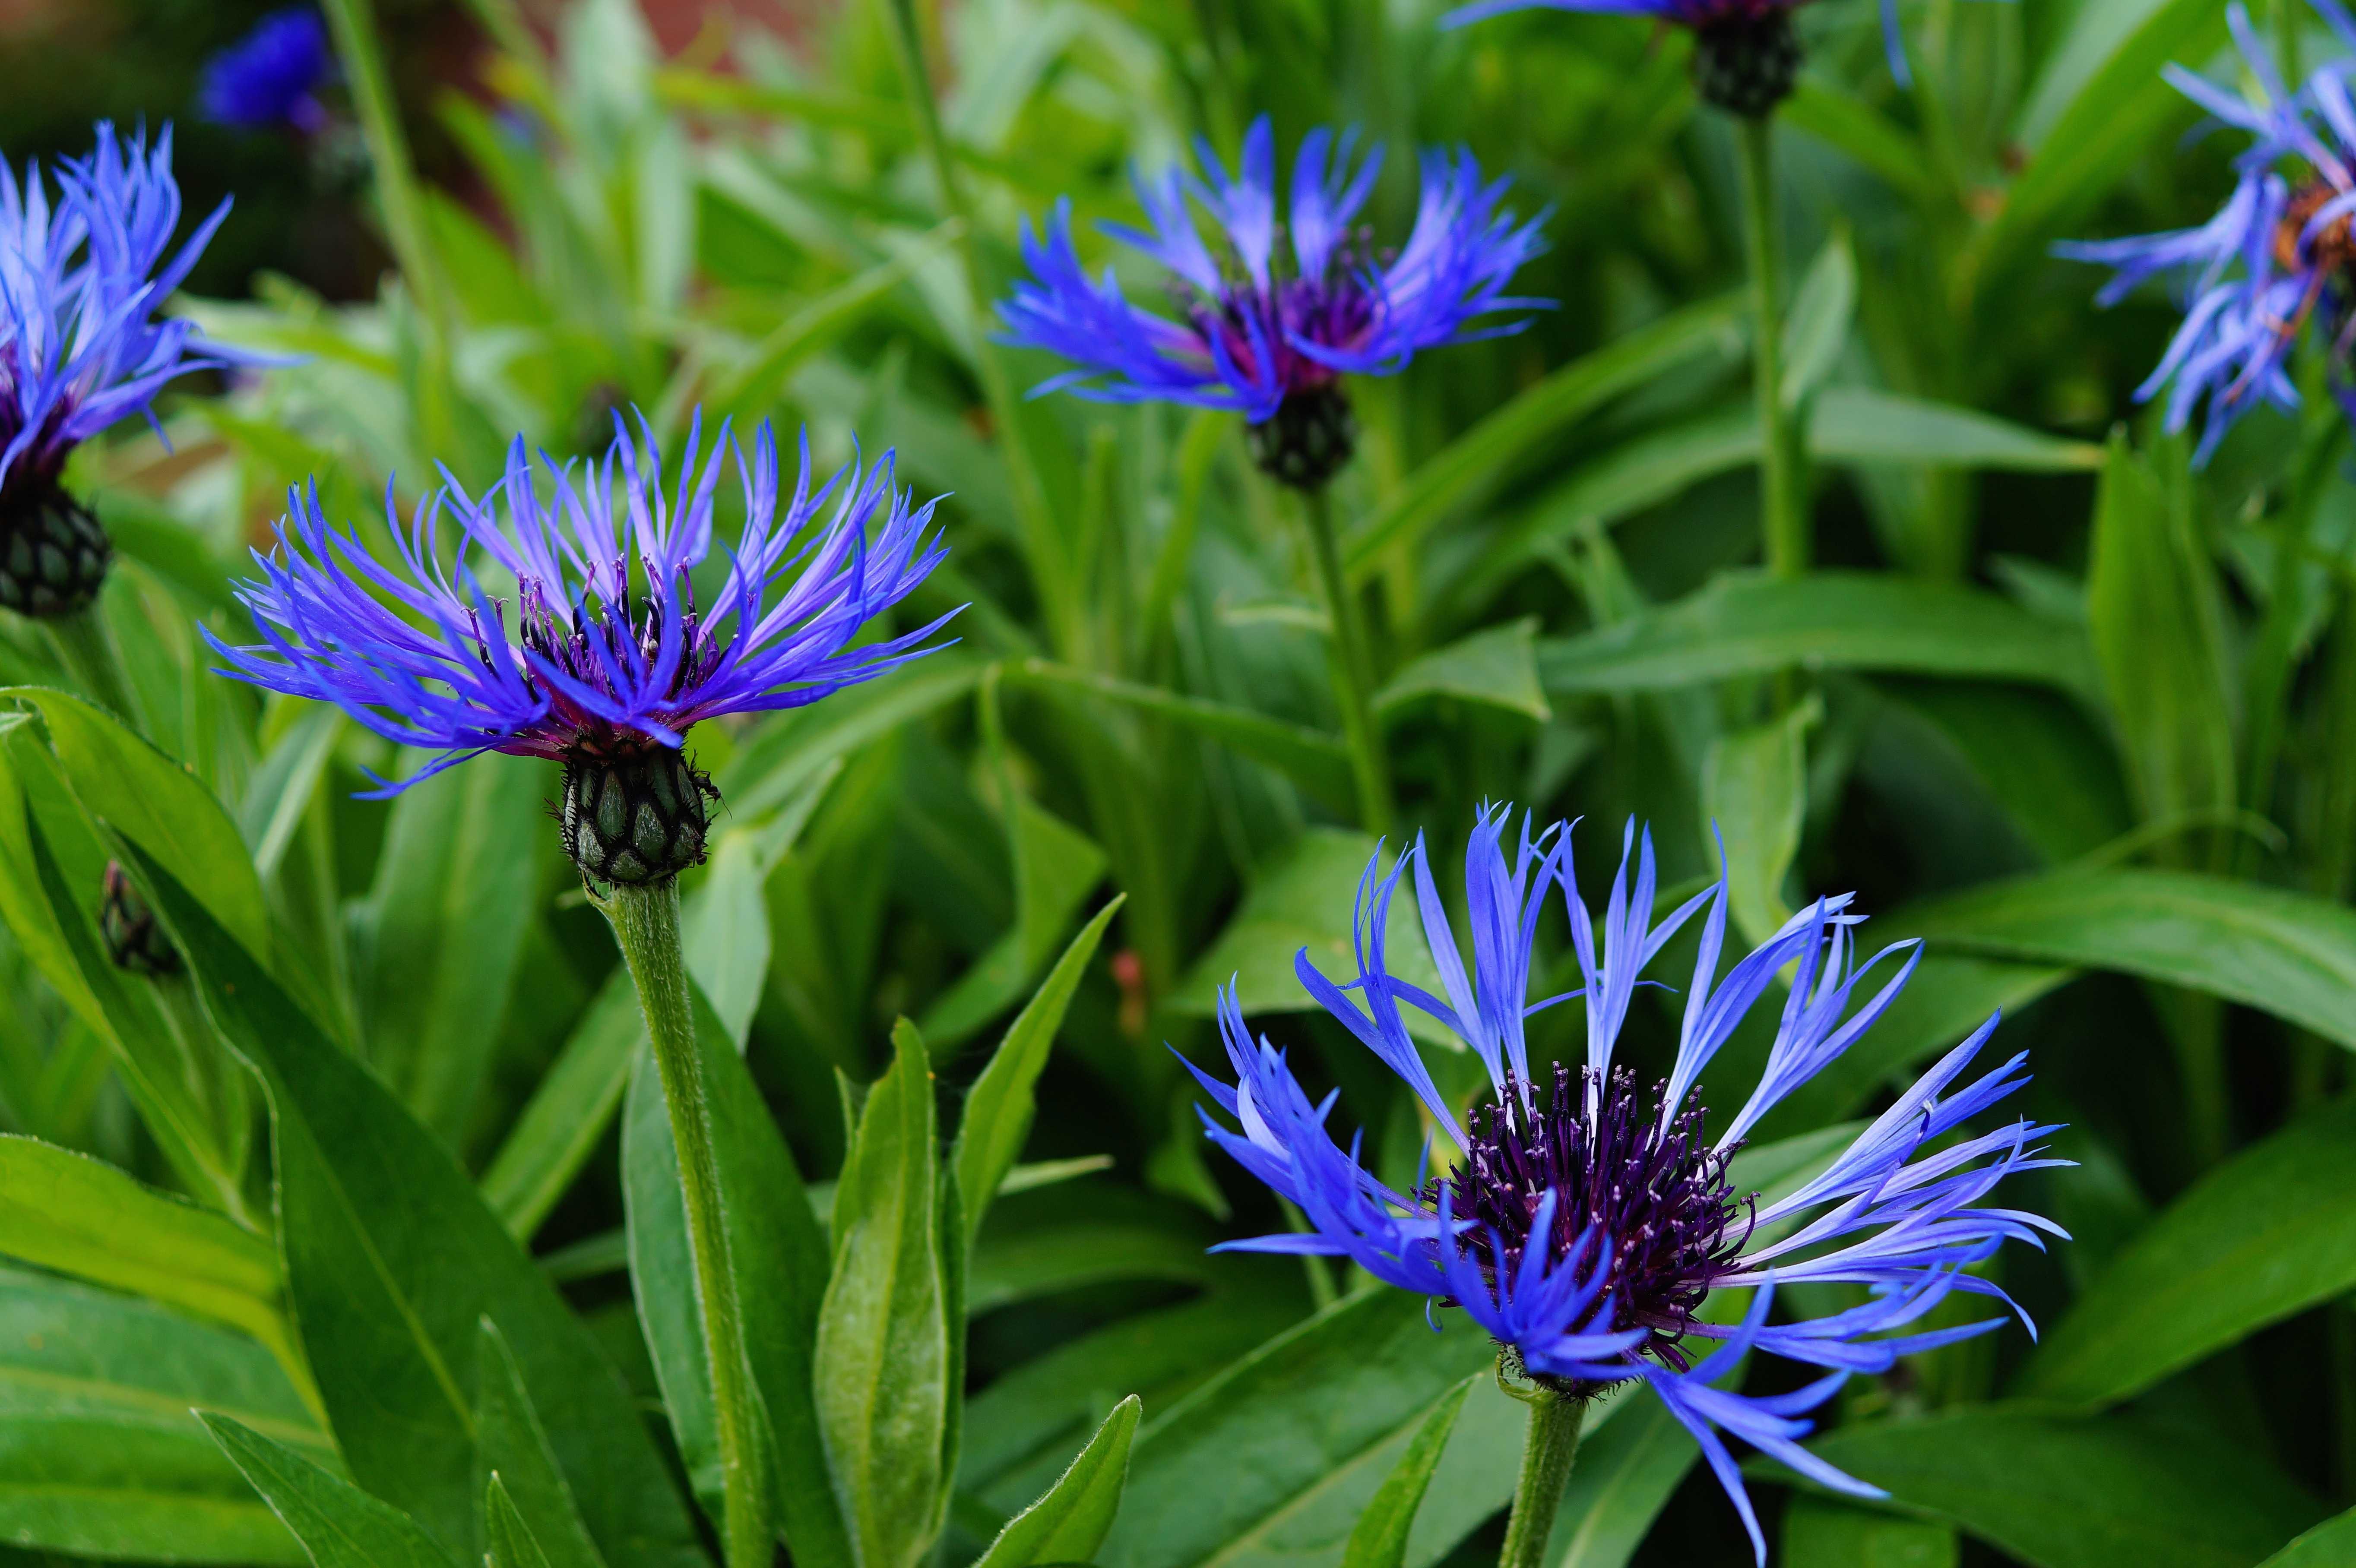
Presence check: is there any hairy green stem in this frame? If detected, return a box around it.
[1498,1383,1587,1568]
[604,880,772,1568]
[1302,487,1395,831]
[1735,118,1805,585]
[44,606,142,732]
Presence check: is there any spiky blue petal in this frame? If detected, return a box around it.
[200,9,334,133]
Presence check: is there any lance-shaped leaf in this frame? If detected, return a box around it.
[973,1395,1143,1568]
[204,1414,459,1568]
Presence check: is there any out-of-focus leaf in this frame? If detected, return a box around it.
[1780,1496,1958,1568]
[953,897,1124,1249]
[2014,1097,2356,1407]
[1340,1376,1472,1568]
[918,801,1106,1053]
[1376,619,1550,723]
[124,845,703,1568]
[205,1414,458,1568]
[1900,867,2356,1049]
[972,1396,1142,1568]
[0,1267,321,1566]
[622,981,848,1567]
[1779,1406,2324,1568]
[1782,230,1857,409]
[967,1216,1214,1314]
[815,1019,950,1568]
[1809,389,2102,471]
[1700,696,1818,945]
[1538,572,2101,699]
[1782,82,1942,202]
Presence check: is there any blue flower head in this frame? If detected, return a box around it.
[1185,809,2065,1562]
[1445,0,1932,109]
[2057,0,2356,465]
[0,123,258,616]
[209,413,957,821]
[200,9,334,134]
[998,117,1548,490]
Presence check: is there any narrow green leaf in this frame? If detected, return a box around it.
[1781,1495,1958,1568]
[204,1413,459,1568]
[1782,1405,2325,1568]
[475,1321,610,1568]
[1340,1377,1472,1568]
[1809,389,2103,472]
[1344,293,1749,570]
[2258,1508,2356,1568]
[2014,1097,2356,1407]
[1537,572,2102,700]
[123,844,704,1568]
[1376,619,1550,723]
[488,1475,558,1568]
[622,979,850,1568]
[1700,697,1818,945]
[815,1018,950,1568]
[1900,867,2356,1050]
[1783,79,1941,198]
[974,1395,1143,1568]
[1781,228,1856,409]
[953,896,1123,1249]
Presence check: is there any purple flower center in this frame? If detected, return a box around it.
[484,573,721,761]
[1179,235,1384,400]
[1441,1062,1754,1377]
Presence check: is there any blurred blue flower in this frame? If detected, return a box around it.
[1185,809,2064,1562]
[2057,1,2356,465]
[200,9,334,134]
[998,117,1545,487]
[209,414,956,794]
[1445,0,1924,100]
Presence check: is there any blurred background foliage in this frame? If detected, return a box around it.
[7,0,2356,1563]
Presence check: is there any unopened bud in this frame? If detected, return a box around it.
[560,746,715,887]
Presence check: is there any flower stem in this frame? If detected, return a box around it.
[44,605,142,732]
[1734,117,1805,585]
[1301,486,1395,831]
[602,879,772,1568]
[1498,1384,1587,1568]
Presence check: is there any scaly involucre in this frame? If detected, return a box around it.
[997,116,1548,423]
[1185,808,2065,1562]
[209,414,956,792]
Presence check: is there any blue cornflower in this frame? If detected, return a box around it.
[1445,0,1922,111]
[998,116,1547,490]
[2057,1,2356,465]
[210,414,954,880]
[0,123,255,616]
[1185,809,2064,1560]
[200,9,334,135]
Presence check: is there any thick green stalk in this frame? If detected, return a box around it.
[1498,1384,1587,1568]
[44,606,142,732]
[1302,487,1395,831]
[603,880,772,1568]
[1734,118,1805,584]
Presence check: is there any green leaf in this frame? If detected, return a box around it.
[1376,619,1550,724]
[1098,1290,1499,1568]
[474,1321,610,1568]
[1340,1376,1472,1568]
[1782,228,1857,410]
[973,1395,1143,1568]
[2084,434,2236,840]
[488,1475,559,1568]
[967,1217,1215,1314]
[1538,572,2102,700]
[1170,830,1444,1028]
[622,979,849,1568]
[953,896,1124,1250]
[121,844,704,1568]
[2258,1508,2356,1568]
[1699,696,1818,945]
[1344,293,1749,570]
[1010,660,1355,814]
[352,753,550,1141]
[1781,81,1942,202]
[918,800,1107,1053]
[1782,1405,2325,1568]
[1808,389,2103,472]
[204,1413,459,1568]
[1781,1496,1959,1568]
[816,1018,950,1568]
[0,1267,321,1566]
[2014,1097,2356,1407]
[0,1132,294,1376]
[1543,1390,1697,1568]
[680,825,774,1048]
[1900,867,2356,1050]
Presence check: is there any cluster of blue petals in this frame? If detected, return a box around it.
[998,117,1547,424]
[2058,0,2356,464]
[1444,0,1920,90]
[1186,809,2064,1560]
[0,124,254,500]
[199,9,334,134]
[209,414,956,793]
